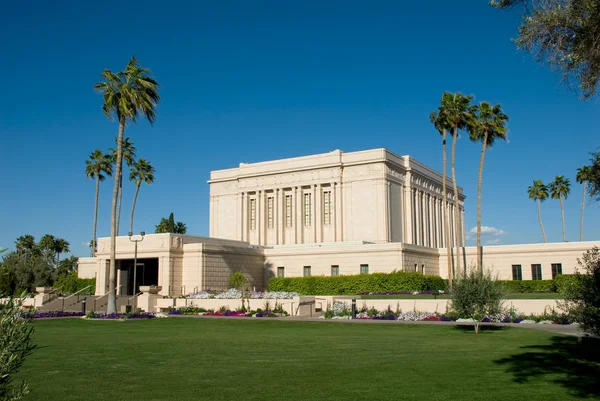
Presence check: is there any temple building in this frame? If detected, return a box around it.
[78,148,600,297]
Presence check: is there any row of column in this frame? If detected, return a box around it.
[409,188,464,248]
[240,183,343,246]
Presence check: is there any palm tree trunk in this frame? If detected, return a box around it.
[116,172,123,236]
[451,128,462,273]
[560,196,566,242]
[108,119,125,314]
[130,184,141,234]
[92,176,100,256]
[537,198,547,243]
[580,182,586,241]
[442,130,453,286]
[476,135,487,270]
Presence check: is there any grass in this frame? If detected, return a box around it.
[359,292,563,300]
[18,318,599,401]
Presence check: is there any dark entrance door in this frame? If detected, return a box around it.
[121,258,159,295]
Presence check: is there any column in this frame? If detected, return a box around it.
[403,184,413,244]
[385,182,391,242]
[315,184,321,243]
[241,192,248,242]
[440,198,446,248]
[257,190,263,246]
[276,189,283,245]
[295,187,302,244]
[428,194,434,247]
[423,193,430,247]
[415,190,422,246]
[461,206,466,247]
[335,182,343,242]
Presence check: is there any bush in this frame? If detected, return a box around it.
[559,247,600,336]
[554,274,583,294]
[53,273,95,295]
[451,268,506,334]
[228,272,247,290]
[0,294,36,400]
[500,280,556,293]
[268,272,445,295]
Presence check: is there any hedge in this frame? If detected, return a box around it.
[54,273,96,295]
[499,280,557,293]
[268,272,447,295]
[554,274,583,294]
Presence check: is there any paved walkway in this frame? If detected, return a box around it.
[172,314,584,337]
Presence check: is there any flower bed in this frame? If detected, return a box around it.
[359,291,446,296]
[84,311,157,320]
[23,311,85,319]
[185,289,299,300]
[170,305,289,318]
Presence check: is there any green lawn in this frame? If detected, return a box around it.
[18,318,599,401]
[359,292,563,300]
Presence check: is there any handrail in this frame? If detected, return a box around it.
[128,292,143,302]
[45,286,63,302]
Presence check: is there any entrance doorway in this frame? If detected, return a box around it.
[118,258,159,295]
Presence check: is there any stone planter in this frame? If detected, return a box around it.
[139,286,162,295]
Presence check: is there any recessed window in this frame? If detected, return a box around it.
[414,264,418,272]
[512,265,522,281]
[277,266,285,278]
[421,265,425,274]
[304,193,312,226]
[285,195,292,227]
[267,197,274,229]
[323,191,332,225]
[303,266,311,277]
[531,264,542,281]
[250,199,256,230]
[331,265,339,276]
[360,264,369,274]
[551,263,562,279]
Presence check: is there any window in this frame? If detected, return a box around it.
[360,264,369,274]
[331,265,339,276]
[323,191,332,225]
[551,263,562,279]
[414,264,418,272]
[421,265,425,274]
[285,195,292,227]
[304,193,312,226]
[250,199,256,230]
[277,266,285,278]
[531,264,542,280]
[303,266,311,277]
[512,265,522,281]
[267,197,274,229]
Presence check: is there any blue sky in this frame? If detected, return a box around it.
[1,1,598,257]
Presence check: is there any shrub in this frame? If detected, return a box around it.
[559,247,600,336]
[54,273,95,295]
[451,268,506,334]
[423,275,447,291]
[268,271,443,295]
[0,294,36,400]
[500,280,556,293]
[554,274,583,294]
[228,272,247,290]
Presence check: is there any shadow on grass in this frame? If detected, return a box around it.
[453,324,508,333]
[495,336,600,398]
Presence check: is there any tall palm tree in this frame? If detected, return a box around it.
[528,180,549,242]
[110,137,136,236]
[549,175,571,242]
[94,56,160,314]
[38,234,56,263]
[15,235,36,257]
[439,92,475,273]
[429,108,453,285]
[576,165,593,241]
[85,149,113,256]
[53,238,70,269]
[129,158,155,233]
[468,102,509,269]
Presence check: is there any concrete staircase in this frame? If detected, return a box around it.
[37,295,133,313]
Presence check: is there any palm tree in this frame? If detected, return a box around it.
[429,108,454,285]
[15,235,36,258]
[576,165,593,241]
[53,238,70,269]
[85,149,113,256]
[94,56,160,314]
[110,137,136,236]
[468,102,509,269]
[129,158,155,233]
[549,175,571,242]
[439,92,475,273]
[38,234,56,263]
[528,180,549,242]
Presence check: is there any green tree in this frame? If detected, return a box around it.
[528,180,549,243]
[53,238,70,270]
[429,107,454,286]
[576,165,593,241]
[549,175,571,242]
[439,92,475,273]
[229,272,248,290]
[589,150,600,202]
[110,137,136,236]
[468,102,509,269]
[0,295,36,400]
[56,255,78,277]
[450,267,506,334]
[38,234,56,264]
[129,158,155,234]
[559,247,600,336]
[14,235,35,260]
[155,213,187,234]
[491,0,600,100]
[94,56,160,314]
[85,149,113,256]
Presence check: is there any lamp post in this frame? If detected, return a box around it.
[128,231,145,312]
